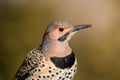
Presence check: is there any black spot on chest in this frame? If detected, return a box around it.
[50,51,75,69]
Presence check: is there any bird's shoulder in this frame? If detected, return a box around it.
[25,46,44,64]
[13,46,44,80]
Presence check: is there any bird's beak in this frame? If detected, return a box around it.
[70,24,92,32]
[58,24,92,42]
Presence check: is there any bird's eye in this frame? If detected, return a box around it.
[59,28,64,32]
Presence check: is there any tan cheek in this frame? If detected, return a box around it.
[49,26,73,40]
[49,31,60,40]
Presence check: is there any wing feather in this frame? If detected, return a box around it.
[13,47,44,80]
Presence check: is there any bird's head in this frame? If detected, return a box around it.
[41,21,92,54]
[43,21,92,42]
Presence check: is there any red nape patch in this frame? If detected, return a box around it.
[43,32,49,38]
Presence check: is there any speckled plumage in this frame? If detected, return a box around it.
[14,47,77,80]
[13,21,91,80]
[26,51,77,80]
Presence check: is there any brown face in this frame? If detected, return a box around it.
[48,25,73,41]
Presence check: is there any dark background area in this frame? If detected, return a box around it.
[0,0,120,80]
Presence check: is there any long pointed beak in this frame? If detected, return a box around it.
[71,24,92,32]
[58,24,92,42]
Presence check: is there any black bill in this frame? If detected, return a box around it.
[58,24,92,42]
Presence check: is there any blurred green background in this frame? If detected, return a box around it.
[0,0,120,80]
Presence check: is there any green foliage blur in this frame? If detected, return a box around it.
[0,0,120,80]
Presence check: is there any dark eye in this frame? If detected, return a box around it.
[59,28,64,32]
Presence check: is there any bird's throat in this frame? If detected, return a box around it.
[41,39,72,57]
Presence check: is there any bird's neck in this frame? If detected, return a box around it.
[41,39,72,57]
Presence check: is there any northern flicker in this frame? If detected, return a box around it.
[13,21,92,80]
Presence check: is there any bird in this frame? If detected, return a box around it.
[13,21,92,80]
